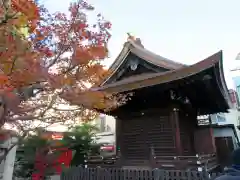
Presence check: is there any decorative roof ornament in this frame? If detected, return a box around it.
[127,33,144,48]
[127,33,136,41]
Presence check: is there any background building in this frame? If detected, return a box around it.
[0,131,18,180]
[93,114,116,145]
[233,76,240,101]
[208,84,240,143]
[94,114,115,133]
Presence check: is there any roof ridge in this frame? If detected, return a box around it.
[128,39,187,69]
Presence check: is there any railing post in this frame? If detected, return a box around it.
[149,145,157,168]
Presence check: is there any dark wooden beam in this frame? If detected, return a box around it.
[172,107,182,156]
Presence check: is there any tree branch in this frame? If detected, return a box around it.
[52,107,81,111]
[6,115,38,122]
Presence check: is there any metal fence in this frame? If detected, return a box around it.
[61,167,222,180]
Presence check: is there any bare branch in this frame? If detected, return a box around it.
[52,107,81,111]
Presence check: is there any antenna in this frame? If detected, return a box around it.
[230,67,240,72]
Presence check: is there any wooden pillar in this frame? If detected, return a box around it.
[172,108,182,156]
[115,116,123,167]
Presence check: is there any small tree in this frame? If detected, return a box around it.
[62,124,98,166]
[13,133,50,179]
[13,123,98,179]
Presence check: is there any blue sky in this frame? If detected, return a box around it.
[43,0,240,89]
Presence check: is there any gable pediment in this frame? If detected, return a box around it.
[101,37,186,86]
[104,53,169,84]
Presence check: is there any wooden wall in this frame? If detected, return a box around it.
[116,111,177,165]
[115,107,216,167]
[194,128,216,154]
[115,107,199,167]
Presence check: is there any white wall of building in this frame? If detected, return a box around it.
[105,115,116,132]
[92,115,116,145]
[0,137,18,180]
[218,109,239,126]
[94,114,115,133]
[211,109,240,140]
[224,109,240,139]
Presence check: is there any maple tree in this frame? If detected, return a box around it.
[0,0,132,168]
[0,0,128,134]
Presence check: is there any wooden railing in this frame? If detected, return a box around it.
[61,167,222,180]
[150,153,218,171]
[86,148,218,171]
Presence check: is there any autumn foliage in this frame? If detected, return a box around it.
[0,0,120,129]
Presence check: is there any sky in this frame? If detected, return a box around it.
[43,0,240,89]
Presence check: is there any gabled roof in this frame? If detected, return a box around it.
[93,51,231,114]
[102,38,187,85]
[95,51,229,100]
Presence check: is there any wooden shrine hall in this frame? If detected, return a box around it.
[94,37,231,171]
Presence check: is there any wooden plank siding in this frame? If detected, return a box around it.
[116,106,200,168]
[118,113,176,166]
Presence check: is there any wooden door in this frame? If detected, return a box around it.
[215,137,234,167]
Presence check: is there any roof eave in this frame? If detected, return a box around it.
[96,51,224,93]
[215,52,232,109]
[100,42,131,86]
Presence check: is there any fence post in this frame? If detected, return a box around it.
[60,168,67,180]
[153,168,164,180]
[186,170,189,180]
[60,171,64,180]
[202,169,210,180]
